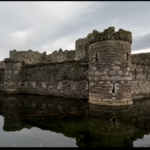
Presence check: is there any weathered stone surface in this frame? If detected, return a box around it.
[95,71,99,76]
[10,49,76,65]
[87,27,132,45]
[47,50,75,63]
[88,27,132,106]
[131,53,150,65]
[10,50,43,64]
[2,60,89,99]
[118,71,123,75]
[75,38,88,61]
[113,66,120,71]
[0,27,150,106]
[110,71,116,75]
[0,61,5,69]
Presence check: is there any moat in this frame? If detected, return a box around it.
[0,93,150,147]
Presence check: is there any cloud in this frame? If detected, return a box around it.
[0,2,150,60]
[132,48,150,54]
[132,33,150,51]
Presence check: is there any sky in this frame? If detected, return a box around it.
[0,1,150,60]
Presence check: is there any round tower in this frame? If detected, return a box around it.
[87,27,133,106]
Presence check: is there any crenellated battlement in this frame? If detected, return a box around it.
[87,27,132,46]
[9,49,45,64]
[4,58,23,63]
[46,48,75,62]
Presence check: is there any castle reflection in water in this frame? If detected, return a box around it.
[0,93,150,147]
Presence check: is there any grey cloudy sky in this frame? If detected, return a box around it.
[0,1,150,60]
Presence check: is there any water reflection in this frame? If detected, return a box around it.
[0,94,150,147]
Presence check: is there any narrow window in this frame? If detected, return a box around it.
[96,53,98,61]
[112,83,115,93]
[126,52,129,60]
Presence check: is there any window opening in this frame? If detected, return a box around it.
[126,52,129,60]
[96,53,98,61]
[112,82,115,93]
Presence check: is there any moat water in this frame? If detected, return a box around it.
[0,93,150,147]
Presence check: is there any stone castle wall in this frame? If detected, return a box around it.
[75,38,88,61]
[1,27,150,106]
[21,61,88,98]
[9,37,88,64]
[3,59,89,99]
[3,59,23,94]
[0,68,4,91]
[88,27,132,106]
[131,53,150,99]
[0,61,5,91]
[10,49,45,64]
[46,49,75,62]
[10,49,76,64]
[0,61,5,69]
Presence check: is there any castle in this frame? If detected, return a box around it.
[0,27,149,106]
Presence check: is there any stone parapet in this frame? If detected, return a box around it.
[87,27,132,46]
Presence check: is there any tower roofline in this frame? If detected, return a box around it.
[87,27,132,46]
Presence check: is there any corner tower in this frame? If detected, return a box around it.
[87,27,133,106]
[3,58,23,94]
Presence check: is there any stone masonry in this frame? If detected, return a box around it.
[0,27,150,106]
[88,27,132,106]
